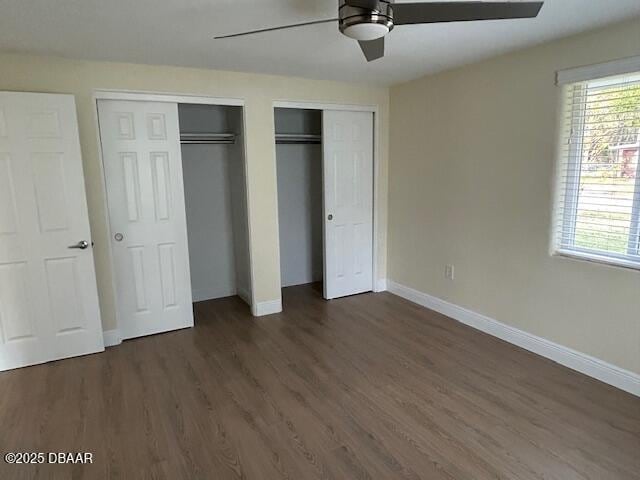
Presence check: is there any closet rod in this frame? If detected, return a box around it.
[180,132,236,145]
[275,133,322,145]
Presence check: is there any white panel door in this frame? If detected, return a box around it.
[0,92,104,371]
[98,100,193,339]
[322,110,374,299]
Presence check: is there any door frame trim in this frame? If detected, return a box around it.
[92,89,256,340]
[272,100,382,295]
[94,89,245,106]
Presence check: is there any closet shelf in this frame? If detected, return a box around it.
[275,133,322,145]
[180,132,237,145]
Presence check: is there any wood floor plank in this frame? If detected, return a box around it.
[0,284,638,479]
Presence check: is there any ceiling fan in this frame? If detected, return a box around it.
[214,1,544,62]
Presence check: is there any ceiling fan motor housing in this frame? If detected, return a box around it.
[339,0,394,41]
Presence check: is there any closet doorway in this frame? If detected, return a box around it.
[275,109,324,290]
[97,94,251,340]
[275,106,375,301]
[179,104,251,306]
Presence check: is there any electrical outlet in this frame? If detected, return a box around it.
[445,264,455,280]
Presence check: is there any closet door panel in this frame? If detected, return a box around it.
[98,100,193,339]
[322,110,374,299]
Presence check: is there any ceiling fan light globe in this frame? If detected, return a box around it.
[342,23,389,41]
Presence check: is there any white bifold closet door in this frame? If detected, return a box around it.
[0,92,104,371]
[322,110,374,299]
[98,100,193,339]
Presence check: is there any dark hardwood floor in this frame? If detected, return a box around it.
[1,284,638,479]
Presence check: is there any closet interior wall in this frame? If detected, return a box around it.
[179,104,251,304]
[275,108,323,288]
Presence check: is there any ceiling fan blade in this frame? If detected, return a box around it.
[359,37,385,62]
[393,1,543,25]
[214,18,337,39]
[344,0,381,9]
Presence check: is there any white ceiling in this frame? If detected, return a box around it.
[0,0,639,86]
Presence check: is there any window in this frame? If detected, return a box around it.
[553,60,640,269]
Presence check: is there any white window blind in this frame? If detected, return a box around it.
[553,70,640,269]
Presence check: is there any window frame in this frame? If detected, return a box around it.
[553,57,640,270]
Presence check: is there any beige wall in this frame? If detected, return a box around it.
[0,53,389,331]
[389,18,640,374]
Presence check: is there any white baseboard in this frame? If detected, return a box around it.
[103,329,122,348]
[237,286,252,307]
[191,287,237,303]
[375,278,388,292]
[252,298,282,317]
[386,280,640,397]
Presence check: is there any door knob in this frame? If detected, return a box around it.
[328,214,333,221]
[68,240,89,250]
[114,233,124,242]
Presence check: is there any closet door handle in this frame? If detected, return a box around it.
[68,240,89,250]
[327,214,333,221]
